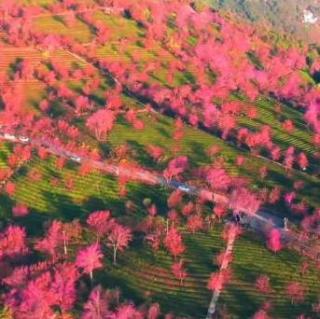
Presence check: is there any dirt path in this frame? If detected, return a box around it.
[206,225,236,319]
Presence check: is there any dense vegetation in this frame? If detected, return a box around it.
[0,0,320,318]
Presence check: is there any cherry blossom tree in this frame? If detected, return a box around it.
[51,262,79,312]
[0,225,28,261]
[268,186,281,204]
[267,228,282,253]
[5,181,15,196]
[81,285,110,319]
[187,214,204,234]
[253,309,270,319]
[213,204,228,221]
[147,204,157,217]
[304,98,320,133]
[207,269,232,294]
[35,221,64,260]
[87,210,114,242]
[167,190,183,209]
[12,204,29,217]
[76,243,103,281]
[86,109,116,141]
[286,282,305,304]
[297,152,308,171]
[163,156,188,181]
[146,144,164,162]
[282,119,295,133]
[229,187,261,216]
[206,167,232,192]
[107,224,132,265]
[171,260,187,286]
[116,303,143,318]
[147,303,161,319]
[255,275,271,294]
[164,227,185,259]
[283,146,295,171]
[6,272,58,319]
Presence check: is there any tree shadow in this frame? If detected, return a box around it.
[52,14,65,26]
[0,193,60,237]
[187,140,210,166]
[156,127,171,139]
[221,285,260,318]
[0,193,14,221]
[7,57,23,80]
[41,190,86,221]
[126,139,160,169]
[125,182,169,218]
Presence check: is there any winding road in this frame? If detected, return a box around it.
[0,128,319,261]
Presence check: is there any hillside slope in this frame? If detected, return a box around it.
[207,0,320,43]
[0,0,320,318]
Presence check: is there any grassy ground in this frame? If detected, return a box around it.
[33,16,93,43]
[42,9,320,206]
[108,112,320,208]
[0,147,317,318]
[221,231,320,318]
[3,153,167,234]
[237,95,315,156]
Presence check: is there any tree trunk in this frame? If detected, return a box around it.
[113,246,117,265]
[63,232,68,255]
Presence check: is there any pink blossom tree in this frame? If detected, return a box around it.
[206,168,232,192]
[12,204,29,217]
[297,152,308,171]
[286,282,305,304]
[6,272,58,319]
[229,187,261,216]
[82,285,110,319]
[76,243,103,281]
[267,228,282,253]
[187,214,204,234]
[207,269,232,293]
[107,224,132,265]
[35,221,65,260]
[51,262,79,312]
[163,156,188,181]
[171,259,187,286]
[164,227,185,259]
[0,225,28,261]
[147,303,161,319]
[253,309,270,319]
[86,109,116,141]
[255,275,271,294]
[87,210,114,242]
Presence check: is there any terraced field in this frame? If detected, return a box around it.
[0,140,317,318]
[33,15,93,43]
[3,156,319,319]
[1,2,320,318]
[101,230,223,318]
[238,95,315,157]
[222,232,320,318]
[13,5,316,162]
